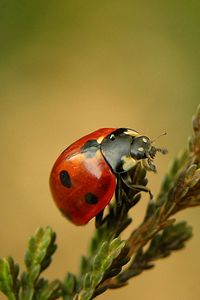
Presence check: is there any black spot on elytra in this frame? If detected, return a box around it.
[81,139,100,158]
[60,170,72,188]
[85,192,98,204]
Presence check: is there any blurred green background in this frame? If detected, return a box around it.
[0,1,200,299]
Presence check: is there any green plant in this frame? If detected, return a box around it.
[1,105,200,300]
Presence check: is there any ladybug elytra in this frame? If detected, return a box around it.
[50,128,167,225]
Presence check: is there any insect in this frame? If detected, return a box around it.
[50,128,167,225]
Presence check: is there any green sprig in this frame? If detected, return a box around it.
[0,227,62,300]
[20,226,61,300]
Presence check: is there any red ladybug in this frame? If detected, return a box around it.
[50,128,166,225]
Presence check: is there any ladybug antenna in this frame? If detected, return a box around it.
[151,131,167,144]
[151,131,168,155]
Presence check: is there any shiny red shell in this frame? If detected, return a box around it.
[50,128,117,225]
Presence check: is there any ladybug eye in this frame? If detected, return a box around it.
[109,134,115,141]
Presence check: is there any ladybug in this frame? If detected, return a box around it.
[50,128,167,225]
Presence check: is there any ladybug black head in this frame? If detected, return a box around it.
[130,135,167,172]
[130,136,151,160]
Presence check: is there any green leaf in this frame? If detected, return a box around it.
[80,256,90,275]
[83,273,92,290]
[25,227,57,272]
[97,241,109,259]
[64,273,77,295]
[0,257,19,300]
[79,290,93,300]
[101,257,113,271]
[62,272,79,300]
[36,279,62,300]
[20,227,58,300]
[93,255,102,271]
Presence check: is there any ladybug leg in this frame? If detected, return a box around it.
[128,184,153,199]
[121,174,153,199]
[115,174,123,207]
[95,209,104,228]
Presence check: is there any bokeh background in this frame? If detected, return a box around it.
[0,1,200,299]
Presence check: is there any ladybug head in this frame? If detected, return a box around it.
[130,135,167,172]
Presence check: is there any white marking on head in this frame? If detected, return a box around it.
[138,147,144,152]
[142,138,148,143]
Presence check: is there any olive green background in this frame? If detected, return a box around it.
[0,1,200,299]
